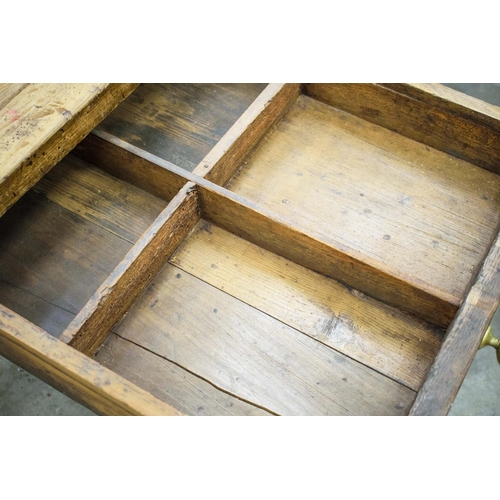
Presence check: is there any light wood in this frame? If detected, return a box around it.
[114,264,416,416]
[0,83,137,217]
[34,153,166,243]
[96,334,273,416]
[410,230,500,415]
[304,83,500,174]
[97,83,266,172]
[170,221,443,391]
[60,183,199,355]
[193,83,301,184]
[0,304,182,416]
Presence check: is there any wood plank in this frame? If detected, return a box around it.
[33,153,166,243]
[0,191,132,314]
[0,305,182,416]
[115,264,416,416]
[0,280,75,338]
[198,181,459,328]
[0,84,29,110]
[410,230,500,415]
[170,221,443,391]
[96,334,273,416]
[227,95,500,304]
[304,83,500,174]
[193,83,301,184]
[0,83,137,217]
[73,129,186,202]
[60,183,199,355]
[96,83,267,172]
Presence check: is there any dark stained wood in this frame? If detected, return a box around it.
[227,94,500,308]
[73,129,186,202]
[0,280,75,338]
[410,230,500,415]
[60,183,199,355]
[198,181,459,328]
[193,83,301,184]
[170,221,443,391]
[114,264,416,416]
[0,304,182,416]
[304,83,500,174]
[96,334,273,416]
[33,153,166,243]
[0,83,138,217]
[0,190,132,315]
[96,83,267,172]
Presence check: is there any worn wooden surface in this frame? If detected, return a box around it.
[170,221,443,391]
[0,190,132,315]
[193,83,301,184]
[0,305,182,416]
[34,153,166,243]
[410,230,500,415]
[305,83,500,174]
[97,83,266,172]
[96,334,272,416]
[73,129,187,202]
[0,83,137,217]
[113,264,415,416]
[227,94,500,318]
[61,184,199,355]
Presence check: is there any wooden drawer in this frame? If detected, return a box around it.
[1,83,499,415]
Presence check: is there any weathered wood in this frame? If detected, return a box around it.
[73,129,186,202]
[0,83,138,217]
[60,183,199,355]
[0,305,182,416]
[0,280,75,338]
[96,334,273,416]
[0,84,29,109]
[34,153,166,243]
[410,230,500,415]
[97,83,266,171]
[198,182,459,328]
[304,83,500,174]
[114,265,416,415]
[0,191,132,314]
[193,83,301,184]
[170,221,443,391]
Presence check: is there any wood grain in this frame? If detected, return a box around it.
[61,183,199,355]
[33,153,166,243]
[73,129,187,202]
[198,182,459,328]
[193,83,301,184]
[0,190,132,314]
[114,264,416,415]
[226,95,500,312]
[410,229,500,415]
[97,83,266,172]
[170,221,443,391]
[0,305,182,416]
[304,83,500,174]
[0,83,137,217]
[96,334,273,416]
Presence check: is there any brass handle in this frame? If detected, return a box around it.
[479,326,500,364]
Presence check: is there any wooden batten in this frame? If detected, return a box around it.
[304,83,500,174]
[59,182,200,356]
[193,83,301,185]
[197,182,459,328]
[0,305,182,416]
[410,229,500,415]
[0,83,138,217]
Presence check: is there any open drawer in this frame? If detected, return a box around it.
[1,83,500,415]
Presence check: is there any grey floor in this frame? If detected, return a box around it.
[1,83,499,416]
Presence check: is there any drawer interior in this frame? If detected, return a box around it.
[2,83,500,415]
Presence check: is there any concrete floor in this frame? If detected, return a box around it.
[1,83,499,416]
